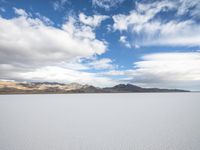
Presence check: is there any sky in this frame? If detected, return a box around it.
[0,0,200,90]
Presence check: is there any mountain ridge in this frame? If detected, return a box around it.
[0,81,189,94]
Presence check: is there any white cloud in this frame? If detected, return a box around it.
[79,13,109,28]
[143,20,200,46]
[0,8,116,87]
[113,0,200,47]
[60,59,90,71]
[113,1,175,32]
[13,7,28,17]
[59,57,116,70]
[52,0,69,11]
[100,70,126,76]
[0,8,107,66]
[113,14,128,31]
[135,53,200,83]
[87,58,115,70]
[119,36,131,48]
[92,0,125,10]
[126,52,200,90]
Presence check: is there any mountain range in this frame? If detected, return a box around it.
[0,81,189,94]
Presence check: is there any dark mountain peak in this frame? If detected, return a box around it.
[113,84,142,89]
[103,84,144,93]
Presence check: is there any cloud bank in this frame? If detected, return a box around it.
[103,52,200,90]
[0,8,118,87]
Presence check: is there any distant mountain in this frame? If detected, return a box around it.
[104,84,144,92]
[0,81,189,94]
[103,84,189,93]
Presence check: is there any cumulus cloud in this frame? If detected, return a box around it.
[0,8,117,87]
[92,0,125,10]
[112,0,200,47]
[79,13,109,28]
[0,8,107,65]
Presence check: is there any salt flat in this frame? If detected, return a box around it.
[0,93,200,150]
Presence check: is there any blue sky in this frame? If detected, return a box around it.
[0,0,200,90]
